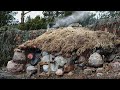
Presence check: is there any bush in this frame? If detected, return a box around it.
[0,28,46,67]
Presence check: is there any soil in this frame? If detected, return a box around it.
[1,63,120,79]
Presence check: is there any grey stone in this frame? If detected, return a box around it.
[26,66,37,75]
[110,62,120,71]
[41,54,54,62]
[12,49,26,63]
[88,52,104,67]
[108,54,116,62]
[83,68,93,75]
[54,56,67,67]
[96,68,104,73]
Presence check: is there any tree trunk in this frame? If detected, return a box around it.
[21,11,25,24]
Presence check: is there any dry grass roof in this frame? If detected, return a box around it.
[18,27,120,56]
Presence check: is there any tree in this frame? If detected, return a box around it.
[0,11,16,27]
[18,15,47,30]
[21,11,31,24]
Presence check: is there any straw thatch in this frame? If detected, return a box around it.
[18,27,120,56]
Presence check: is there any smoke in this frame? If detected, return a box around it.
[52,11,91,28]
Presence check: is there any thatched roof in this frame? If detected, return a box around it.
[18,27,120,56]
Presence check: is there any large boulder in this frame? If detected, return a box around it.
[88,52,104,67]
[7,60,24,73]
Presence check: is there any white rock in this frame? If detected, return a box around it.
[43,65,49,72]
[25,64,31,68]
[54,56,67,67]
[7,60,17,71]
[88,52,104,67]
[96,73,103,77]
[41,54,54,62]
[41,54,58,72]
[26,66,37,75]
[55,69,63,76]
[43,64,58,72]
[26,66,37,71]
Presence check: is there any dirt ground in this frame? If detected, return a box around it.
[1,64,120,79]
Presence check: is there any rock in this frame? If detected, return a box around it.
[118,72,120,76]
[114,56,120,62]
[108,54,116,62]
[67,71,73,76]
[7,60,24,73]
[77,56,86,67]
[43,64,58,72]
[26,65,37,75]
[96,68,104,73]
[55,69,63,76]
[96,73,103,77]
[54,56,67,67]
[25,64,31,68]
[83,68,93,75]
[68,23,82,27]
[110,62,120,71]
[41,54,54,62]
[12,49,26,64]
[64,64,75,73]
[43,65,49,72]
[41,54,59,72]
[88,52,104,67]
[30,53,41,66]
[78,56,86,63]
[50,64,58,72]
[26,66,37,71]
[42,51,48,57]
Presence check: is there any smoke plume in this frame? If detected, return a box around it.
[52,11,91,28]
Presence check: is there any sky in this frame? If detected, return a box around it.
[14,11,43,22]
[14,11,99,23]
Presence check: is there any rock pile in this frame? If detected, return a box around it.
[6,27,120,78]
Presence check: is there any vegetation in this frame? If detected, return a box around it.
[0,11,17,28]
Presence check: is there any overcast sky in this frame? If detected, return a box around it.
[14,11,43,22]
[14,11,99,23]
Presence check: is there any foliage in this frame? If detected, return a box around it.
[18,15,47,30]
[0,11,17,27]
[0,28,46,67]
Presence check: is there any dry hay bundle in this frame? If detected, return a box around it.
[18,27,120,56]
